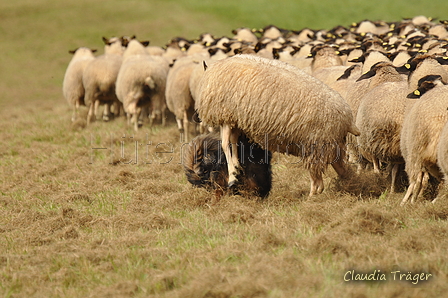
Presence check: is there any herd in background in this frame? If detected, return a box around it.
[62,15,448,204]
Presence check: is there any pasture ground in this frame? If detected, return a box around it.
[2,101,448,297]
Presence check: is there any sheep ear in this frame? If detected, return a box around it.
[407,89,422,98]
[348,56,365,63]
[68,49,78,54]
[356,69,376,81]
[203,61,208,71]
[337,65,357,81]
[91,49,97,53]
[102,37,109,45]
[436,56,448,65]
[141,40,150,46]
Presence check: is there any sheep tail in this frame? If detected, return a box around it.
[145,77,156,89]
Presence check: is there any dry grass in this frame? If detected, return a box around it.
[2,99,448,298]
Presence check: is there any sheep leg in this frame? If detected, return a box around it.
[416,171,429,200]
[94,99,100,121]
[309,168,324,196]
[410,171,424,203]
[401,171,423,205]
[138,106,148,127]
[133,107,142,132]
[176,118,185,142]
[72,100,80,122]
[401,180,415,206]
[87,102,95,125]
[126,112,132,127]
[161,109,166,126]
[221,124,241,191]
[373,157,381,174]
[331,158,348,179]
[115,100,124,118]
[103,102,111,122]
[183,111,190,143]
[390,163,399,194]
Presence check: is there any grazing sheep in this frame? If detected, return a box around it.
[115,40,170,131]
[196,54,360,196]
[183,132,272,199]
[62,47,97,122]
[400,75,448,204]
[82,37,125,124]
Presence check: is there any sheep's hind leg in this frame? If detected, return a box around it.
[87,102,96,125]
[401,171,423,205]
[410,171,424,204]
[390,163,399,194]
[221,124,242,192]
[133,107,142,132]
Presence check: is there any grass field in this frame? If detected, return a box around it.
[2,0,448,297]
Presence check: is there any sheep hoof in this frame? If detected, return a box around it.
[228,180,239,194]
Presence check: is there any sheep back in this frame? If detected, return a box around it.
[116,55,168,115]
[196,54,359,168]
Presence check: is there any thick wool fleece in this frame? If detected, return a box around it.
[196,54,359,170]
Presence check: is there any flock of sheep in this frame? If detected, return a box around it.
[62,15,448,204]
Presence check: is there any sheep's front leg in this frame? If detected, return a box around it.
[221,124,241,190]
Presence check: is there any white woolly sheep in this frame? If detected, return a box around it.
[436,120,448,201]
[343,53,393,167]
[232,27,259,44]
[400,75,448,204]
[436,119,448,202]
[196,54,360,196]
[401,54,448,93]
[115,40,170,131]
[355,62,412,192]
[82,37,125,124]
[62,47,97,122]
[166,53,209,142]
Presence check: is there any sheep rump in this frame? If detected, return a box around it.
[196,54,360,195]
